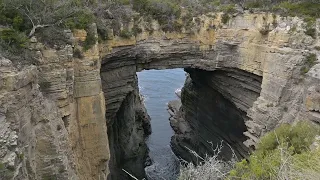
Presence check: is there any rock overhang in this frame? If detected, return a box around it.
[100,12,320,147]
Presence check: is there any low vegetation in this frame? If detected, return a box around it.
[83,30,97,51]
[0,0,318,60]
[0,162,14,179]
[179,143,236,180]
[0,0,104,60]
[119,29,133,39]
[275,1,320,19]
[229,121,320,179]
[301,53,317,74]
[179,121,320,180]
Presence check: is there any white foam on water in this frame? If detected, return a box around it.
[175,88,182,98]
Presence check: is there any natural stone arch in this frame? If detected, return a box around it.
[99,12,320,179]
[2,12,319,180]
[100,36,263,179]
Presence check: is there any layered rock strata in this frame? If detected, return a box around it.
[0,57,77,179]
[101,12,320,177]
[104,72,151,179]
[170,68,262,162]
[1,11,320,180]
[1,24,111,179]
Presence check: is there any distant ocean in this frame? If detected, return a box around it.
[137,69,186,180]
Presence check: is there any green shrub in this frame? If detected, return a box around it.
[305,28,316,39]
[18,153,24,160]
[119,0,131,5]
[35,27,72,47]
[83,32,97,51]
[64,10,95,30]
[132,24,143,36]
[97,28,108,41]
[278,2,320,19]
[300,66,309,75]
[289,24,297,34]
[306,53,317,66]
[73,48,83,59]
[272,14,278,27]
[303,17,317,39]
[132,0,181,31]
[300,53,317,75]
[119,29,133,39]
[245,1,264,9]
[220,4,236,14]
[0,28,28,50]
[0,2,30,32]
[172,20,183,32]
[0,0,95,59]
[229,121,320,179]
[221,13,230,24]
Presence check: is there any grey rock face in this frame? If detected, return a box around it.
[0,57,77,179]
[105,74,151,180]
[170,68,262,162]
[101,12,320,178]
[1,12,320,180]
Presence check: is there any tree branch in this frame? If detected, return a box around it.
[28,24,52,37]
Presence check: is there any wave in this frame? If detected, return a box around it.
[175,88,182,98]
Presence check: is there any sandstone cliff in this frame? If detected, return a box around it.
[1,10,320,180]
[101,12,320,175]
[1,24,111,179]
[0,57,77,179]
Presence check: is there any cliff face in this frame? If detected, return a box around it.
[0,25,110,179]
[104,71,151,179]
[0,58,77,179]
[36,26,110,179]
[1,11,320,180]
[170,68,262,162]
[101,12,320,177]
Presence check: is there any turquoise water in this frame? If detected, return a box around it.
[137,69,186,180]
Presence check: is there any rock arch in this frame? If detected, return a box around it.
[99,13,320,179]
[5,12,318,180]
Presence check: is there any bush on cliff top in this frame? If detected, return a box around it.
[178,121,320,180]
[132,0,181,32]
[0,0,100,58]
[228,121,320,180]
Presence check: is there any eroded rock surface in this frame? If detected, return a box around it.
[170,68,262,162]
[1,11,320,180]
[0,57,77,179]
[101,12,320,176]
[0,24,110,180]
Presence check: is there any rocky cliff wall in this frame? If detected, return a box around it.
[101,12,320,178]
[0,57,77,179]
[104,72,151,179]
[1,11,320,180]
[169,68,262,162]
[37,25,111,179]
[0,24,110,179]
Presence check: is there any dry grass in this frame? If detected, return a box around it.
[178,141,237,180]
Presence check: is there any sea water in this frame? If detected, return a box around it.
[137,69,186,180]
